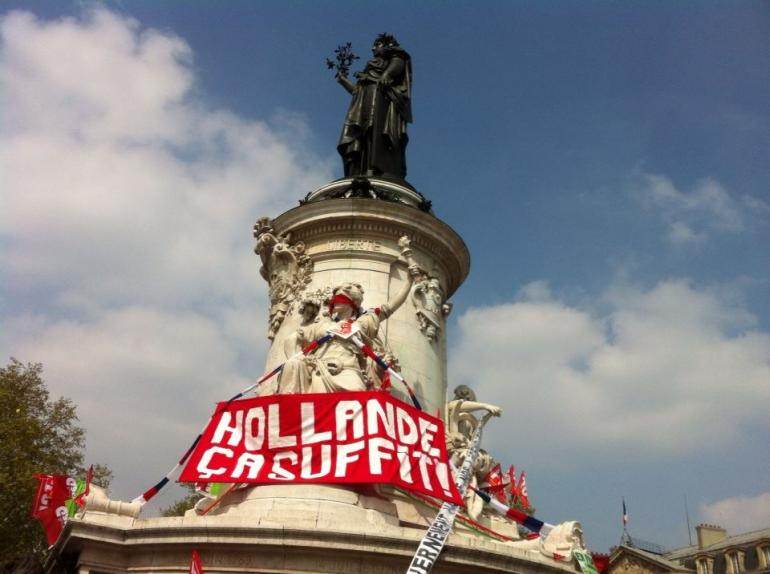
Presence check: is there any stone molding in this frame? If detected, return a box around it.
[52,514,577,574]
[271,199,470,298]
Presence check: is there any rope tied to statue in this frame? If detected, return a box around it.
[131,333,332,505]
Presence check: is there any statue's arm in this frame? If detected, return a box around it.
[380,236,421,319]
[380,264,418,318]
[336,73,356,95]
[456,400,502,417]
[380,56,405,85]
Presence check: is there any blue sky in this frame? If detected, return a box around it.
[1,1,768,553]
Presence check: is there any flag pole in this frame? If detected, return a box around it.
[684,493,693,546]
[621,497,630,545]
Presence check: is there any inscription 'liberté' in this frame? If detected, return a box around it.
[327,238,382,252]
[179,391,462,504]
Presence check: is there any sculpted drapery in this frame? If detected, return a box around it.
[336,34,412,181]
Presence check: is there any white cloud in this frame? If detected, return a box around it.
[633,173,756,244]
[450,280,770,467]
[0,7,332,500]
[668,221,706,245]
[701,492,770,534]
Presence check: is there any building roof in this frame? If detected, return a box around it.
[666,528,770,559]
[611,544,694,573]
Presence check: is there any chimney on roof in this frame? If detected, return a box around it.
[696,524,727,549]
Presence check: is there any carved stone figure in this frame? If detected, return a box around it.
[82,485,141,518]
[515,520,586,562]
[445,385,502,441]
[254,217,313,340]
[335,34,412,181]
[277,237,420,394]
[444,385,502,520]
[282,294,322,353]
[412,275,452,341]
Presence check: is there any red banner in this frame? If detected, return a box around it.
[179,391,462,505]
[31,474,72,545]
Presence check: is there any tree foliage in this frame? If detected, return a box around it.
[0,359,111,568]
[159,484,202,517]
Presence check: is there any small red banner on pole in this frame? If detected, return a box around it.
[190,549,204,574]
[179,391,462,505]
[31,475,71,545]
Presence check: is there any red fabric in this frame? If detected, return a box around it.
[380,369,392,390]
[507,465,516,494]
[179,391,462,505]
[504,506,530,523]
[592,553,610,574]
[483,463,507,503]
[190,549,204,574]
[329,293,359,314]
[31,474,72,545]
[517,471,530,509]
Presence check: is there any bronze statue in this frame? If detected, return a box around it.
[333,34,412,181]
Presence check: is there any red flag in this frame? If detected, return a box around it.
[482,464,507,503]
[518,471,530,509]
[507,465,517,501]
[190,550,204,574]
[31,475,72,545]
[75,465,93,508]
[592,553,610,574]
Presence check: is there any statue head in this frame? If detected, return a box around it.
[298,296,321,324]
[373,33,400,56]
[329,283,365,320]
[453,384,476,401]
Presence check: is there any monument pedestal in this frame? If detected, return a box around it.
[51,485,577,574]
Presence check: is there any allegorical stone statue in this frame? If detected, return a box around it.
[445,385,502,520]
[277,237,420,394]
[334,33,412,181]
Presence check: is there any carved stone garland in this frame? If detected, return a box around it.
[254,217,313,340]
[411,274,452,341]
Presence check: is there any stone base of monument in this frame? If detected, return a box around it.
[47,485,577,574]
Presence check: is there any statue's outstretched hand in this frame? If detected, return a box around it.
[487,406,502,417]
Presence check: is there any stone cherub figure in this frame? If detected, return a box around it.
[335,33,412,181]
[277,237,420,394]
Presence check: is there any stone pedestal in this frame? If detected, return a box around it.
[50,493,576,574]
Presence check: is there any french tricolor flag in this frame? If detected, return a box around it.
[622,498,629,526]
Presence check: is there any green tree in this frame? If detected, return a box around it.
[0,359,111,569]
[160,484,202,517]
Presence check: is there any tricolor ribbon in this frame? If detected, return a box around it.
[469,485,554,537]
[131,334,332,505]
[405,412,493,573]
[350,334,422,411]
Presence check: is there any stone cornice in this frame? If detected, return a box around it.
[55,515,576,573]
[271,199,471,297]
